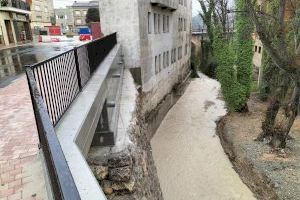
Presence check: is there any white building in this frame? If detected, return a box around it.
[100,0,192,113]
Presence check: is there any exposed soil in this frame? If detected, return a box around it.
[217,94,300,200]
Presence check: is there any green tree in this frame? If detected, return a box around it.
[86,8,100,25]
[50,16,56,26]
[215,0,253,111]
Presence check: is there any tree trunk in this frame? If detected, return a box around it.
[270,83,300,148]
[257,78,289,141]
[258,97,281,140]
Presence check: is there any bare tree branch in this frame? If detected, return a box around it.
[245,0,292,72]
[278,0,287,55]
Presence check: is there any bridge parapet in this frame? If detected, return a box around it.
[26,33,122,200]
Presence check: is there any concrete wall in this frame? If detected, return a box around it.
[99,0,192,114]
[55,45,123,200]
[99,0,141,70]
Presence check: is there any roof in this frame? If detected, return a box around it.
[71,1,99,8]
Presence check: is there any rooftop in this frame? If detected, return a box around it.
[71,1,99,8]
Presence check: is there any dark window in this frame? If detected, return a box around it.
[166,16,169,33]
[159,54,161,71]
[158,14,161,33]
[167,51,169,66]
[154,13,157,34]
[148,12,151,34]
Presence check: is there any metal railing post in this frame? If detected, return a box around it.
[74,48,82,91]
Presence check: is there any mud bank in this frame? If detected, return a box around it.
[217,95,300,200]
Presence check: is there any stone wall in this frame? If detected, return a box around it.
[88,69,191,200]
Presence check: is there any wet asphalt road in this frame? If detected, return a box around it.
[0,41,84,88]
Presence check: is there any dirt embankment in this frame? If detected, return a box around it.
[217,95,300,200]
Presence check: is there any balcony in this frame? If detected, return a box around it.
[151,0,178,11]
[0,0,31,15]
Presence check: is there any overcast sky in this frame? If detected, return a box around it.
[53,0,220,16]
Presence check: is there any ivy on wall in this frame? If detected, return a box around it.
[214,0,253,111]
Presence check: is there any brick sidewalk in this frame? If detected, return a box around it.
[0,76,47,200]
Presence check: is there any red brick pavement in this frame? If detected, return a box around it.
[0,76,47,200]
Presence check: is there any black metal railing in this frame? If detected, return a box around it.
[0,0,31,11]
[12,0,30,11]
[26,33,117,200]
[29,33,117,126]
[26,69,81,200]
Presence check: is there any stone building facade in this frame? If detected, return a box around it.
[54,7,74,33]
[30,0,54,33]
[0,0,32,46]
[100,0,192,114]
[71,1,99,31]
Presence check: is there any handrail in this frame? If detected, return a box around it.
[26,68,81,200]
[30,33,117,126]
[25,33,118,200]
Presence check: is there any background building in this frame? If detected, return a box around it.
[100,0,192,113]
[0,0,32,47]
[71,1,99,31]
[54,7,74,33]
[30,0,55,35]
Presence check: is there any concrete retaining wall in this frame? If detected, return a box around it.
[55,45,123,200]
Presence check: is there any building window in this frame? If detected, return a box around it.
[167,51,169,67]
[185,44,188,55]
[166,16,170,33]
[258,46,262,54]
[171,48,177,64]
[155,56,158,74]
[148,12,151,34]
[158,14,161,33]
[44,6,48,12]
[254,46,258,52]
[75,10,81,16]
[159,54,161,72]
[184,19,187,31]
[163,15,166,33]
[35,5,41,11]
[154,13,157,34]
[76,19,82,24]
[83,11,87,16]
[178,46,182,60]
[163,52,166,68]
[179,18,184,32]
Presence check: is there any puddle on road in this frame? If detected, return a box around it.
[0,44,76,87]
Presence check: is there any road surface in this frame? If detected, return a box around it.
[0,41,84,88]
